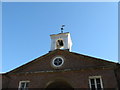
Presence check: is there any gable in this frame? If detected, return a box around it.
[7,49,117,74]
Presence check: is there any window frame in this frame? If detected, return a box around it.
[89,76,103,89]
[18,81,30,90]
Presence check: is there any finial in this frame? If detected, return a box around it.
[61,25,65,33]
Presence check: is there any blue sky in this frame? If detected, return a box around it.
[2,2,118,72]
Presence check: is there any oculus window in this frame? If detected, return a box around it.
[52,57,64,67]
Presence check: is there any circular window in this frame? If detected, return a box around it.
[52,57,64,67]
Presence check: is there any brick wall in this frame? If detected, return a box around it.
[3,69,118,89]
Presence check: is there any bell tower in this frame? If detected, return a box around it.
[50,25,72,51]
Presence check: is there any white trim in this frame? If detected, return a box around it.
[100,77,103,88]
[18,81,30,90]
[52,56,64,68]
[89,76,102,79]
[94,78,97,88]
[88,79,92,88]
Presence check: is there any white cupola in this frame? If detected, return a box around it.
[50,32,72,51]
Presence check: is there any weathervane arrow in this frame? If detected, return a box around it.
[61,25,65,33]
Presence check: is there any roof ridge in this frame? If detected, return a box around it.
[5,49,119,74]
[6,50,56,74]
[69,51,117,64]
[50,49,118,64]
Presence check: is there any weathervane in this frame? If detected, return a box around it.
[61,25,65,33]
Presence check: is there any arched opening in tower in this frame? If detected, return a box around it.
[56,40,64,49]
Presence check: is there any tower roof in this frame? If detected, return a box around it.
[50,32,70,36]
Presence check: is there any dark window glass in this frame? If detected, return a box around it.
[25,82,29,90]
[90,79,95,90]
[21,83,25,88]
[90,79,95,85]
[97,84,101,88]
[26,82,29,88]
[96,78,102,89]
[54,58,62,66]
[20,88,24,90]
[91,85,96,90]
[96,78,100,84]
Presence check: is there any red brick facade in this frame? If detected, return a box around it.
[2,49,120,89]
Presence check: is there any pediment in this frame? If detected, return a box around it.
[7,49,117,74]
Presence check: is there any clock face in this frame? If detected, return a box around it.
[52,57,64,67]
